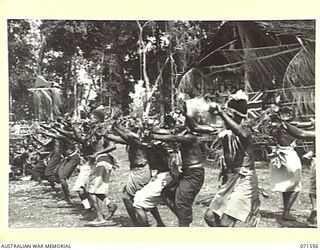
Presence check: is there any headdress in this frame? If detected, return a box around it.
[225,90,248,118]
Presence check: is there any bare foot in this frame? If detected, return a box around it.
[105,204,118,220]
[157,223,166,227]
[86,219,116,227]
[307,210,317,224]
[64,198,73,204]
[282,213,296,221]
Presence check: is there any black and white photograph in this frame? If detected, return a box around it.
[7,19,316,229]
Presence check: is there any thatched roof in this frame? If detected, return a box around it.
[177,20,315,119]
[178,20,315,94]
[28,76,62,120]
[33,75,51,88]
[255,20,315,41]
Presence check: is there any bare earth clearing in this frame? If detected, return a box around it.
[9,145,316,228]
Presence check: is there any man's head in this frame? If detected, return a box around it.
[163,114,188,134]
[127,118,139,133]
[225,90,248,124]
[278,106,294,122]
[163,114,176,129]
[81,121,90,132]
[90,109,105,124]
[266,104,294,124]
[64,112,71,120]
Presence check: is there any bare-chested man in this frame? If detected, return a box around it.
[30,135,56,185]
[111,118,168,227]
[150,117,205,227]
[279,118,316,224]
[106,121,153,226]
[267,107,303,221]
[80,109,118,226]
[203,90,260,227]
[38,122,80,203]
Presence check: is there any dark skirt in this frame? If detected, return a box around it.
[57,153,80,180]
[44,152,63,177]
[163,166,205,224]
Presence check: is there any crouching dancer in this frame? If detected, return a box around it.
[151,121,205,227]
[132,119,173,227]
[204,90,260,227]
[39,123,80,203]
[108,122,153,226]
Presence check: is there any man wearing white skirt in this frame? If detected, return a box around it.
[268,107,302,221]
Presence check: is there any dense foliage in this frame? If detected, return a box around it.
[8,20,315,121]
[8,20,222,121]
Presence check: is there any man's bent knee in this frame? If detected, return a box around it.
[134,207,149,227]
[309,193,316,199]
[204,209,217,227]
[122,190,133,201]
[178,219,190,227]
[220,214,237,227]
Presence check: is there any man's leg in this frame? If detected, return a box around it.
[150,207,165,227]
[282,191,299,220]
[204,209,221,227]
[106,203,118,219]
[60,178,71,203]
[134,207,150,227]
[49,181,59,193]
[307,194,317,224]
[122,192,138,226]
[220,214,237,227]
[307,165,317,224]
[175,185,193,227]
[178,220,190,227]
[161,188,178,217]
[95,194,117,220]
[77,187,91,209]
[162,195,178,215]
[87,194,105,223]
[310,194,316,212]
[31,165,43,184]
[132,172,169,227]
[175,168,204,227]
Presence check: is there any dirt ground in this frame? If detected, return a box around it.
[8,145,317,228]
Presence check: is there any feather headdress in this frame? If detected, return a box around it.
[225,90,248,118]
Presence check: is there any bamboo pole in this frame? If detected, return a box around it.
[215,43,300,53]
[170,55,175,111]
[28,87,59,91]
[249,85,314,95]
[73,61,78,121]
[203,47,301,70]
[109,67,112,109]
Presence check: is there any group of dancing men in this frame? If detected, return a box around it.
[28,89,316,227]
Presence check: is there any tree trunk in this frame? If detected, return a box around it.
[155,24,165,115]
[73,59,79,120]
[170,57,175,112]
[158,61,165,115]
[137,21,151,115]
[109,67,112,109]
[49,93,53,121]
[9,90,13,121]
[73,81,77,119]
[244,66,251,92]
[36,33,47,75]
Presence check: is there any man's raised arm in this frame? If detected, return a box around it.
[283,121,315,140]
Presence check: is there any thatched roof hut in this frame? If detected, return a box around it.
[28,75,62,120]
[178,20,315,119]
